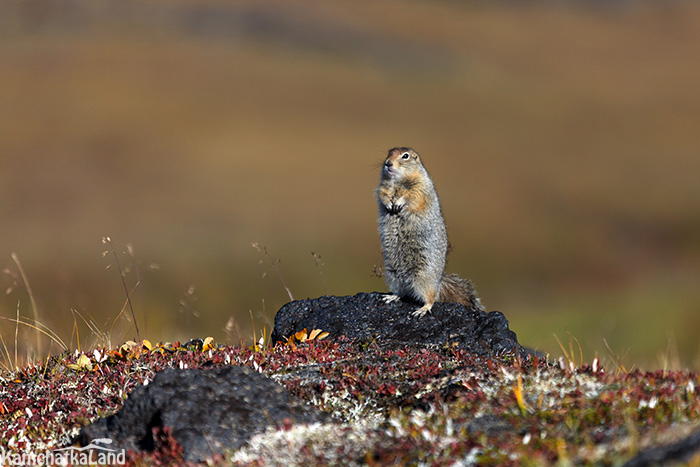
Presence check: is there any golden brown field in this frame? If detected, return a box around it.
[1,0,699,369]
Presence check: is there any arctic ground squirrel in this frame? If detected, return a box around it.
[376,147,484,317]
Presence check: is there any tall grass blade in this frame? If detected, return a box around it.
[11,253,42,358]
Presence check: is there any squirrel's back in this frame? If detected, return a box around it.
[376,147,484,316]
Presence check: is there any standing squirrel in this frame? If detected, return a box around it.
[376,147,484,317]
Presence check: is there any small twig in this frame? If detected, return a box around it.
[11,253,42,357]
[252,243,293,301]
[103,237,141,341]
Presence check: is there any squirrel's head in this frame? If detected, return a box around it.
[382,147,423,181]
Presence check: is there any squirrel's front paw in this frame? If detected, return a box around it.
[387,202,404,215]
[382,294,401,304]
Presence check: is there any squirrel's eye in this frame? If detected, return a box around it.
[402,152,410,159]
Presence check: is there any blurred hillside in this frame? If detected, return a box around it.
[1,0,699,369]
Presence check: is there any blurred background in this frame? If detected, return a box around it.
[1,0,699,370]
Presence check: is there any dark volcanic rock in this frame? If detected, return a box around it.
[622,427,700,467]
[78,365,331,462]
[271,292,524,356]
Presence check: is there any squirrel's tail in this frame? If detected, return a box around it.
[438,273,485,311]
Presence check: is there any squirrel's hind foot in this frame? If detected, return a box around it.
[412,303,433,318]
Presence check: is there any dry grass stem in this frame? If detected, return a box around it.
[14,301,19,368]
[604,338,631,374]
[311,251,329,295]
[252,243,293,301]
[0,332,12,372]
[102,237,141,342]
[11,253,42,358]
[0,316,68,354]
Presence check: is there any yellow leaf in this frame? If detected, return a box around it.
[308,329,329,341]
[142,340,153,351]
[70,353,93,371]
[120,340,138,354]
[295,329,309,342]
[513,374,528,415]
[78,353,91,367]
[202,336,215,352]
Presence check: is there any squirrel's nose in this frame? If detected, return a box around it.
[385,160,393,168]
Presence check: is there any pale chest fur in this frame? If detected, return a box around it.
[378,185,448,281]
